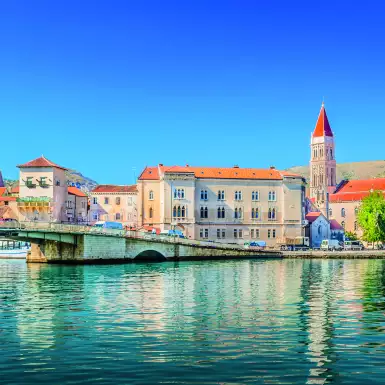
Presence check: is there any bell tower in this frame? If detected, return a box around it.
[310,103,336,218]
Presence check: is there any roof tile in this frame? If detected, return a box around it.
[313,103,333,137]
[17,156,67,170]
[92,185,138,193]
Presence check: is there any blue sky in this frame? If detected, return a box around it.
[1,0,384,184]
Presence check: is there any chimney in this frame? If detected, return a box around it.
[270,166,275,169]
[159,163,163,167]
[234,165,239,168]
[185,164,189,167]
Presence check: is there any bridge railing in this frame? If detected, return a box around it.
[0,221,260,251]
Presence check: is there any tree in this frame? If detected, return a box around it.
[357,191,385,243]
[345,231,358,241]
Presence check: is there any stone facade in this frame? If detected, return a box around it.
[89,185,138,227]
[137,165,306,247]
[309,103,337,218]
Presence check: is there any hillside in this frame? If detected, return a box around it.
[286,160,385,182]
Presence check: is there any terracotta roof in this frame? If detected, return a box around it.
[0,196,17,202]
[0,206,17,219]
[92,185,138,193]
[305,212,322,223]
[335,178,385,194]
[68,186,87,197]
[17,156,67,170]
[330,219,343,230]
[11,186,19,194]
[139,165,301,181]
[0,187,6,196]
[138,167,159,180]
[330,178,385,202]
[313,103,333,137]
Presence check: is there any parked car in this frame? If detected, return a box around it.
[93,221,123,230]
[344,240,364,251]
[159,229,185,238]
[321,239,343,251]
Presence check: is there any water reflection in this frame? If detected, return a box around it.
[0,259,385,384]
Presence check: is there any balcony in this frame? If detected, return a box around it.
[17,197,52,209]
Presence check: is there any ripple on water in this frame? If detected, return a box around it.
[1,259,385,384]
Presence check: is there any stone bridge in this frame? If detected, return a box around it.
[0,223,281,263]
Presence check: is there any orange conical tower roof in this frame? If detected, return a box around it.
[312,103,333,137]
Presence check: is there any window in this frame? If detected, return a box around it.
[341,221,345,229]
[104,197,109,205]
[200,228,209,238]
[200,229,203,238]
[268,208,276,220]
[149,191,154,200]
[56,179,61,186]
[238,229,243,238]
[216,229,226,239]
[268,191,276,201]
[173,206,177,218]
[234,191,242,201]
[217,207,225,219]
[92,213,98,221]
[149,208,153,219]
[205,229,209,238]
[272,229,276,238]
[128,197,132,206]
[251,229,254,238]
[174,189,185,199]
[116,197,121,205]
[40,177,47,186]
[26,177,34,188]
[341,208,346,217]
[252,191,259,201]
[234,229,238,238]
[255,229,260,238]
[354,207,359,216]
[268,229,271,238]
[268,229,276,238]
[115,213,121,220]
[252,208,260,219]
[177,206,181,217]
[217,190,225,200]
[354,221,358,231]
[200,190,208,200]
[93,197,98,205]
[81,201,86,209]
[181,206,186,218]
[234,208,239,219]
[200,207,208,219]
[329,208,332,217]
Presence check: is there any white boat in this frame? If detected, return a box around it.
[0,247,30,259]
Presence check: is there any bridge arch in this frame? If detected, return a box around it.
[135,250,167,262]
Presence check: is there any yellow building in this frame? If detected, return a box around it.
[137,164,306,246]
[89,185,138,227]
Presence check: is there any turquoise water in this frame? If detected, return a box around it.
[1,259,385,384]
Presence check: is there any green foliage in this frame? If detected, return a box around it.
[357,191,385,243]
[341,170,356,180]
[345,231,358,241]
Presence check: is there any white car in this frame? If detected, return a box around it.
[321,239,343,251]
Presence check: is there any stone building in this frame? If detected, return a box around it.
[89,185,138,227]
[17,156,87,223]
[137,164,306,246]
[309,102,337,218]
